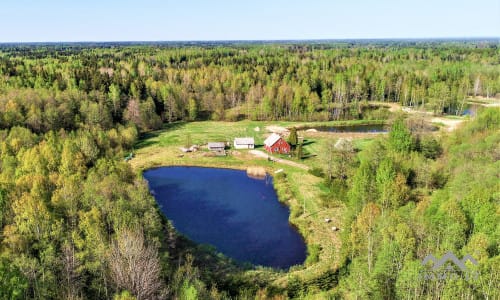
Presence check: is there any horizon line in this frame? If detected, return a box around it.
[1,37,499,45]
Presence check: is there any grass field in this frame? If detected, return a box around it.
[129,120,384,286]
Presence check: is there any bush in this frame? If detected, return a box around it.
[305,244,321,266]
[308,167,325,178]
[419,136,442,159]
[363,107,390,120]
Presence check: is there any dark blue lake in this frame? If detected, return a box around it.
[143,166,306,269]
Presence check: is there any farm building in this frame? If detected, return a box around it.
[233,137,255,149]
[264,133,290,154]
[207,142,226,151]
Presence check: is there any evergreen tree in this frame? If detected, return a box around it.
[288,127,298,149]
[296,143,303,159]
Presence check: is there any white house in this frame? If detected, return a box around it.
[233,137,255,149]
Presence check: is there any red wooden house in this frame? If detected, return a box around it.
[264,133,291,154]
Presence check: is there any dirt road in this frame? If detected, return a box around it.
[249,150,310,170]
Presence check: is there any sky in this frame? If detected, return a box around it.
[0,0,499,42]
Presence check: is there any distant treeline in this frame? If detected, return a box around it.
[1,42,499,132]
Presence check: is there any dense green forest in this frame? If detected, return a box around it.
[1,42,499,131]
[329,110,499,299]
[0,42,499,299]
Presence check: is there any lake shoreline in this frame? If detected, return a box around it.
[143,166,307,269]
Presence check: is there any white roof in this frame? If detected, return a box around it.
[264,133,282,147]
[234,137,255,145]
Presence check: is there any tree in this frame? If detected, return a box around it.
[376,158,396,211]
[348,160,375,211]
[188,98,198,121]
[109,229,163,300]
[61,242,82,299]
[395,260,426,299]
[124,99,141,126]
[418,136,442,159]
[288,127,298,149]
[0,188,6,228]
[139,98,162,130]
[388,118,412,153]
[108,83,122,118]
[350,203,381,273]
[0,257,28,300]
[296,142,303,159]
[323,138,355,182]
[26,104,43,133]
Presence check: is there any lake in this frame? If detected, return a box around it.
[310,124,388,133]
[143,166,306,269]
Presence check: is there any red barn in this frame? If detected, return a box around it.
[264,133,291,154]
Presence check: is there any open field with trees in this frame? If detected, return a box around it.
[0,41,498,299]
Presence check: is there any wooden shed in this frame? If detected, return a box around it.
[207,142,226,151]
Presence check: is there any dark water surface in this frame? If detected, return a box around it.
[461,103,481,116]
[143,166,306,269]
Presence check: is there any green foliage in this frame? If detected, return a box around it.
[1,43,498,129]
[308,167,324,178]
[348,160,375,212]
[188,98,198,121]
[0,257,28,300]
[288,127,298,147]
[338,108,499,299]
[305,244,321,266]
[418,136,442,159]
[0,43,498,299]
[113,290,137,300]
[388,118,413,153]
[180,281,199,300]
[0,188,6,227]
[296,143,303,159]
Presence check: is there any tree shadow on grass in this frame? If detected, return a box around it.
[302,139,315,147]
[301,155,317,161]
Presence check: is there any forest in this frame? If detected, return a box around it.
[1,41,499,130]
[0,41,498,299]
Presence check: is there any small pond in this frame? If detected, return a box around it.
[310,123,388,133]
[143,166,306,269]
[461,103,481,116]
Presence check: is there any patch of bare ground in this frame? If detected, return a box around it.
[265,125,289,134]
[377,101,469,132]
[430,117,466,132]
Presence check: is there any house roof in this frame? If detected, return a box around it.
[207,142,225,149]
[264,133,282,147]
[234,137,255,145]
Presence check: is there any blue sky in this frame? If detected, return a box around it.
[0,0,499,42]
